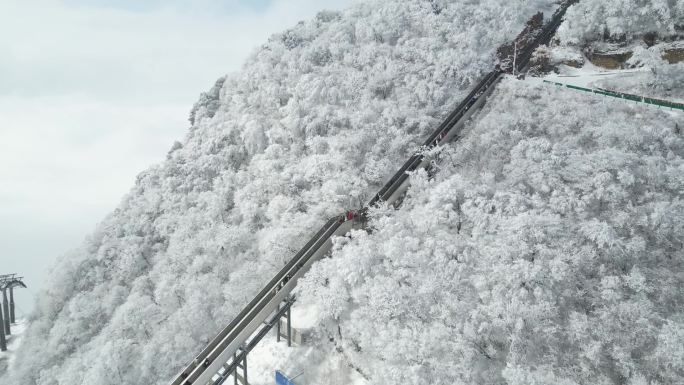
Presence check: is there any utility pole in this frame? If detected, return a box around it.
[9,286,15,324]
[2,289,10,336]
[0,302,6,351]
[0,274,27,338]
[512,41,518,77]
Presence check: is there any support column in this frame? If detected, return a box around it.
[2,289,9,336]
[233,352,248,385]
[233,353,238,385]
[286,306,292,347]
[0,303,6,351]
[276,298,294,347]
[276,303,281,343]
[9,286,15,324]
[242,356,248,384]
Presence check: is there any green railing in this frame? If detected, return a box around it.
[543,80,684,111]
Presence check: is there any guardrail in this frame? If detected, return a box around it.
[543,80,684,111]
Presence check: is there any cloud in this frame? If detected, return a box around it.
[0,0,353,101]
[0,0,355,310]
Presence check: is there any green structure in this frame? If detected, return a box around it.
[543,80,684,111]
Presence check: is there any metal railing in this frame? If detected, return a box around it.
[543,80,684,111]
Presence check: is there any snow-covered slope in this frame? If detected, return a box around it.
[6,1,683,384]
[295,78,684,385]
[558,0,684,44]
[2,1,562,384]
[553,0,684,104]
[285,3,684,381]
[0,320,27,375]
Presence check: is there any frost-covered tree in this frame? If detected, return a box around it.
[558,0,683,44]
[188,76,225,126]
[2,1,562,384]
[296,79,684,385]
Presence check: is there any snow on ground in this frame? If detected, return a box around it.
[532,62,684,106]
[0,320,27,374]
[543,65,648,89]
[590,67,684,103]
[248,328,368,385]
[244,302,368,385]
[544,37,684,103]
[290,303,321,329]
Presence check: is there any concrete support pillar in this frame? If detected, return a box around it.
[0,302,6,352]
[286,307,292,348]
[9,286,15,324]
[2,289,9,336]
[276,303,281,343]
[232,352,248,385]
[277,299,294,347]
[242,356,247,384]
[233,353,238,385]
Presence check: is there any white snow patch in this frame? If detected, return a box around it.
[245,327,368,385]
[0,319,27,372]
[542,64,648,88]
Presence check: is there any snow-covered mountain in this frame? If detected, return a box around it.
[3,1,683,385]
[293,78,684,385]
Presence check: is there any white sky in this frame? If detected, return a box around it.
[0,0,354,313]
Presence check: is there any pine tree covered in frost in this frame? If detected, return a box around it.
[1,1,562,384]
[296,79,684,384]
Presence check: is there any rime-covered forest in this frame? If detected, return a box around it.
[296,78,684,385]
[2,1,684,384]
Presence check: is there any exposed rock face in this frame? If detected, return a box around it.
[588,51,633,69]
[663,48,684,64]
[584,35,684,69]
[497,12,544,69]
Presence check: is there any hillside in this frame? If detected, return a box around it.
[284,3,684,383]
[2,1,561,384]
[3,1,684,385]
[293,78,684,385]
